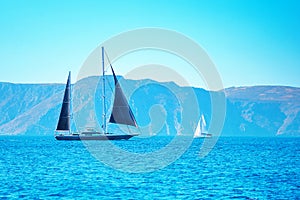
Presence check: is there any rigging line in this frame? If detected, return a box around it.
[126,125,131,134]
[104,49,114,71]
[70,84,78,133]
[136,121,142,134]
[103,49,116,92]
[104,48,122,85]
[99,49,112,91]
[107,75,114,91]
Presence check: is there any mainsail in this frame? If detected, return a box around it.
[200,114,207,132]
[108,64,137,127]
[56,71,71,131]
[194,120,201,138]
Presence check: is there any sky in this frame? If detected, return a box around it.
[0,0,299,88]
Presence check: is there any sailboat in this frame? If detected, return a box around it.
[55,47,139,140]
[193,114,212,138]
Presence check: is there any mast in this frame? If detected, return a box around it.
[102,46,107,134]
[69,71,71,134]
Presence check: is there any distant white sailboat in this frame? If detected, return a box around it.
[193,114,212,138]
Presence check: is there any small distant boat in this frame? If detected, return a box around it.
[55,47,139,140]
[193,114,212,138]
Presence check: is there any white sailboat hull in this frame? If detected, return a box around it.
[193,133,212,138]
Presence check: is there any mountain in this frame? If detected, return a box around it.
[0,82,64,135]
[0,78,299,137]
[225,86,300,136]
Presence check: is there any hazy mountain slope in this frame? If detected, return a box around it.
[0,82,64,135]
[225,86,300,136]
[0,80,299,136]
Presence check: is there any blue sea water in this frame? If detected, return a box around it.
[0,136,299,199]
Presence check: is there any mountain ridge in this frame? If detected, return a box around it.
[0,78,299,137]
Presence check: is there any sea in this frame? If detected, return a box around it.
[0,136,299,199]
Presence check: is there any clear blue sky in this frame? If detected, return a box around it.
[0,0,299,88]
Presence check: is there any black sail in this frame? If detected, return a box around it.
[56,72,71,131]
[109,66,137,127]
